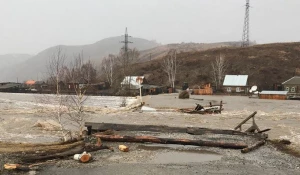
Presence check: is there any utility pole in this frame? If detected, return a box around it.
[241,0,250,47]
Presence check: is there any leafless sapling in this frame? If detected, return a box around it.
[211,54,227,91]
[162,49,179,91]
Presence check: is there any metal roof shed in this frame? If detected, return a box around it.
[223,75,248,86]
[259,91,288,100]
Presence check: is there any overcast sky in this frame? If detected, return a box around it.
[0,0,299,55]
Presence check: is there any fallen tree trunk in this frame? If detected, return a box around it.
[21,144,112,163]
[241,140,266,153]
[85,123,267,139]
[187,127,268,139]
[85,122,187,133]
[94,134,248,149]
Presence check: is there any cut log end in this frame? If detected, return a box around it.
[119,145,129,152]
[80,153,92,163]
[4,163,18,170]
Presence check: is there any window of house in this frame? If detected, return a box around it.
[291,87,295,92]
[227,87,231,92]
[236,87,240,92]
[285,87,289,92]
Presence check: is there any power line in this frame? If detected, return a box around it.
[241,0,250,47]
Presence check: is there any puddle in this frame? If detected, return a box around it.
[137,144,198,150]
[151,151,222,164]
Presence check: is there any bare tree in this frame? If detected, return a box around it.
[102,54,116,87]
[118,48,140,76]
[48,46,66,95]
[46,46,67,131]
[211,54,227,91]
[64,52,96,137]
[162,49,179,90]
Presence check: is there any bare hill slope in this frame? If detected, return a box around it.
[135,42,300,90]
[138,41,243,62]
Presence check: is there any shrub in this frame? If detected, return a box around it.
[179,90,190,99]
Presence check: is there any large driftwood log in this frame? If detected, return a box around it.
[241,140,266,153]
[94,134,248,149]
[21,144,112,163]
[85,123,268,139]
[187,127,268,139]
[85,122,187,133]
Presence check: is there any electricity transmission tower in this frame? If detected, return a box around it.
[241,0,250,47]
[121,27,133,53]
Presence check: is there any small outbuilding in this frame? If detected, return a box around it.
[259,91,288,100]
[223,75,249,94]
[193,83,213,95]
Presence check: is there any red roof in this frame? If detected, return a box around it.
[25,80,36,85]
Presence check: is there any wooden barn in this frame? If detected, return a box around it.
[259,91,288,100]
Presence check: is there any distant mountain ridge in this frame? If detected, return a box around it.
[0,37,254,82]
[0,54,32,82]
[0,36,160,82]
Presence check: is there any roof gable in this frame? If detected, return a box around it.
[282,76,300,85]
[223,75,248,86]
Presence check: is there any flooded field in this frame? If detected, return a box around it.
[0,92,299,174]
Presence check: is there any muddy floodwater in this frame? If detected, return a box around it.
[0,92,300,174]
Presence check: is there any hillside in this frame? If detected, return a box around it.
[0,37,159,82]
[135,42,300,90]
[138,41,243,62]
[0,54,31,73]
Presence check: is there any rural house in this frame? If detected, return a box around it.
[0,82,21,92]
[121,76,163,95]
[282,76,300,94]
[223,75,249,94]
[121,76,147,90]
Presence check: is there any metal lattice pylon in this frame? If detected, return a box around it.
[120,27,133,53]
[241,0,250,47]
